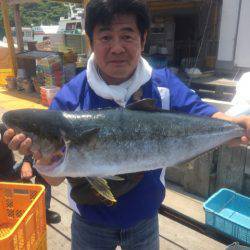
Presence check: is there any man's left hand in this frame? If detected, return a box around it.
[212,112,250,147]
[231,115,250,146]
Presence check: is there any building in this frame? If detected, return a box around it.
[33,25,59,43]
[145,0,250,73]
[216,0,250,73]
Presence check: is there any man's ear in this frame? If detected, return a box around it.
[141,32,148,52]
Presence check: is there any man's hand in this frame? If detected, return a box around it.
[3,129,33,155]
[21,162,33,180]
[3,129,65,186]
[212,112,250,146]
[3,129,55,161]
[3,129,42,158]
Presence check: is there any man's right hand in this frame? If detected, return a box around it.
[3,129,42,159]
[4,129,65,186]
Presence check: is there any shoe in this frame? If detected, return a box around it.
[46,209,61,224]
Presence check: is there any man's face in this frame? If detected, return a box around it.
[92,14,146,84]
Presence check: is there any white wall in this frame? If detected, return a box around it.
[217,0,240,62]
[234,0,250,68]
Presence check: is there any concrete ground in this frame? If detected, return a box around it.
[0,86,227,250]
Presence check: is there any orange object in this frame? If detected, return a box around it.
[40,86,49,106]
[0,182,46,250]
[40,86,60,107]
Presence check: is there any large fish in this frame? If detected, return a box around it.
[2,99,244,202]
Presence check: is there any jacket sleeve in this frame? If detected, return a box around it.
[23,155,34,165]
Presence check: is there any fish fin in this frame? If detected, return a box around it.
[105,175,125,181]
[76,128,100,146]
[86,177,117,203]
[62,128,100,146]
[126,98,159,111]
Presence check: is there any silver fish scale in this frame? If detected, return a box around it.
[64,109,237,140]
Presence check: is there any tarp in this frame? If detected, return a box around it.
[0,42,16,84]
[0,46,13,69]
[0,41,17,69]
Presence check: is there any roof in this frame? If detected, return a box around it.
[40,25,59,34]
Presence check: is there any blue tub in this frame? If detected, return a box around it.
[203,188,250,245]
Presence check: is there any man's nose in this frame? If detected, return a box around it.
[110,39,125,54]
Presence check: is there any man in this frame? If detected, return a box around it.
[3,0,250,249]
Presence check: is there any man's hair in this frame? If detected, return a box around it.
[85,0,150,44]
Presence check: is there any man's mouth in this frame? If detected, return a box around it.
[108,60,126,64]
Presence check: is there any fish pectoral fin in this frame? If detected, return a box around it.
[79,128,100,147]
[86,177,117,203]
[126,98,159,111]
[105,175,125,181]
[64,128,100,146]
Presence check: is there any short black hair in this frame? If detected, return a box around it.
[85,0,150,44]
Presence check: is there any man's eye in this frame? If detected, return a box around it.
[123,35,133,41]
[101,36,111,42]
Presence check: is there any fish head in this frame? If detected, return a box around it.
[2,109,64,155]
[3,109,56,134]
[3,109,32,132]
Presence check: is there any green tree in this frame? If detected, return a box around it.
[0,1,70,39]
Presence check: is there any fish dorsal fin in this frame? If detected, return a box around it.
[126,98,158,111]
[86,177,117,203]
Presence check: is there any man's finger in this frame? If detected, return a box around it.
[3,129,15,144]
[8,134,26,151]
[18,138,32,155]
[241,136,249,145]
[33,150,42,160]
[246,124,250,139]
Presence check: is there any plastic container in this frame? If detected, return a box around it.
[40,86,60,106]
[226,242,250,250]
[204,188,250,245]
[0,182,46,249]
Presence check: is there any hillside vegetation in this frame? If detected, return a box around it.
[0,0,70,39]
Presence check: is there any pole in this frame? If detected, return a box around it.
[14,4,24,52]
[1,0,17,76]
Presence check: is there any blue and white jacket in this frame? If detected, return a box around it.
[50,68,218,229]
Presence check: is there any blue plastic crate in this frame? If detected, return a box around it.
[204,189,250,245]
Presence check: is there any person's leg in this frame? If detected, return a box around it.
[71,212,119,250]
[34,170,52,209]
[120,214,159,250]
[34,169,61,224]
